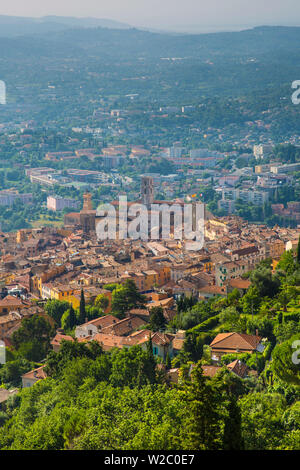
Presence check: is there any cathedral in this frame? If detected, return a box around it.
[64,193,96,234]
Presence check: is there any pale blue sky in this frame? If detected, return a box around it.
[1,0,300,31]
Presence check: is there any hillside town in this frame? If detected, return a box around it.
[0,11,300,453]
[0,176,298,388]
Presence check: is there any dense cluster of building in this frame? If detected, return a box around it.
[0,180,298,374]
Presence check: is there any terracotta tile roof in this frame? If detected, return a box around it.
[172,338,185,351]
[232,245,259,256]
[50,333,74,347]
[147,297,174,309]
[22,365,47,381]
[101,316,146,336]
[121,329,174,347]
[151,332,174,346]
[227,359,249,378]
[88,332,125,350]
[123,329,152,346]
[81,314,118,329]
[198,285,226,295]
[0,311,22,324]
[0,388,18,404]
[228,278,251,290]
[0,295,24,307]
[210,253,230,264]
[129,308,150,317]
[210,332,262,351]
[202,365,222,377]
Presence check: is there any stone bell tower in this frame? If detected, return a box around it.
[141,176,154,208]
[82,193,93,212]
[80,193,96,234]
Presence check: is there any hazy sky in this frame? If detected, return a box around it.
[1,0,300,30]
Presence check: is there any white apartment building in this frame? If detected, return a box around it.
[270,162,300,174]
[253,144,274,160]
[221,188,269,205]
[0,191,32,207]
[47,195,80,212]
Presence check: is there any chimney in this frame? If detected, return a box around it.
[256,329,258,336]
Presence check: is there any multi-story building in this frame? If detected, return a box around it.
[253,144,273,160]
[47,196,80,212]
[189,149,224,159]
[270,162,300,174]
[102,154,125,169]
[0,191,32,207]
[221,188,269,205]
[218,199,236,214]
[164,146,185,158]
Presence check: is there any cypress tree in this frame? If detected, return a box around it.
[79,289,86,324]
[144,333,156,384]
[69,305,76,328]
[165,351,171,370]
[223,395,244,450]
[182,363,223,450]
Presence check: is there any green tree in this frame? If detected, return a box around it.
[240,286,261,316]
[250,266,280,298]
[69,305,77,328]
[45,339,103,378]
[12,316,52,361]
[183,332,204,362]
[165,351,171,370]
[0,358,34,387]
[276,250,295,275]
[181,362,223,450]
[223,395,244,450]
[94,294,109,311]
[144,334,157,384]
[44,299,70,327]
[272,335,300,386]
[149,306,167,332]
[111,280,146,318]
[239,392,287,450]
[61,306,76,331]
[78,289,86,324]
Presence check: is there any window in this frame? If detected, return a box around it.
[153,347,158,355]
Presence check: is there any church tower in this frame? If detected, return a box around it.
[141,176,154,208]
[82,193,93,212]
[80,193,95,234]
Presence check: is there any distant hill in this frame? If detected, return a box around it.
[41,15,132,30]
[1,16,300,60]
[0,14,131,38]
[1,23,300,108]
[1,24,300,64]
[28,24,300,60]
